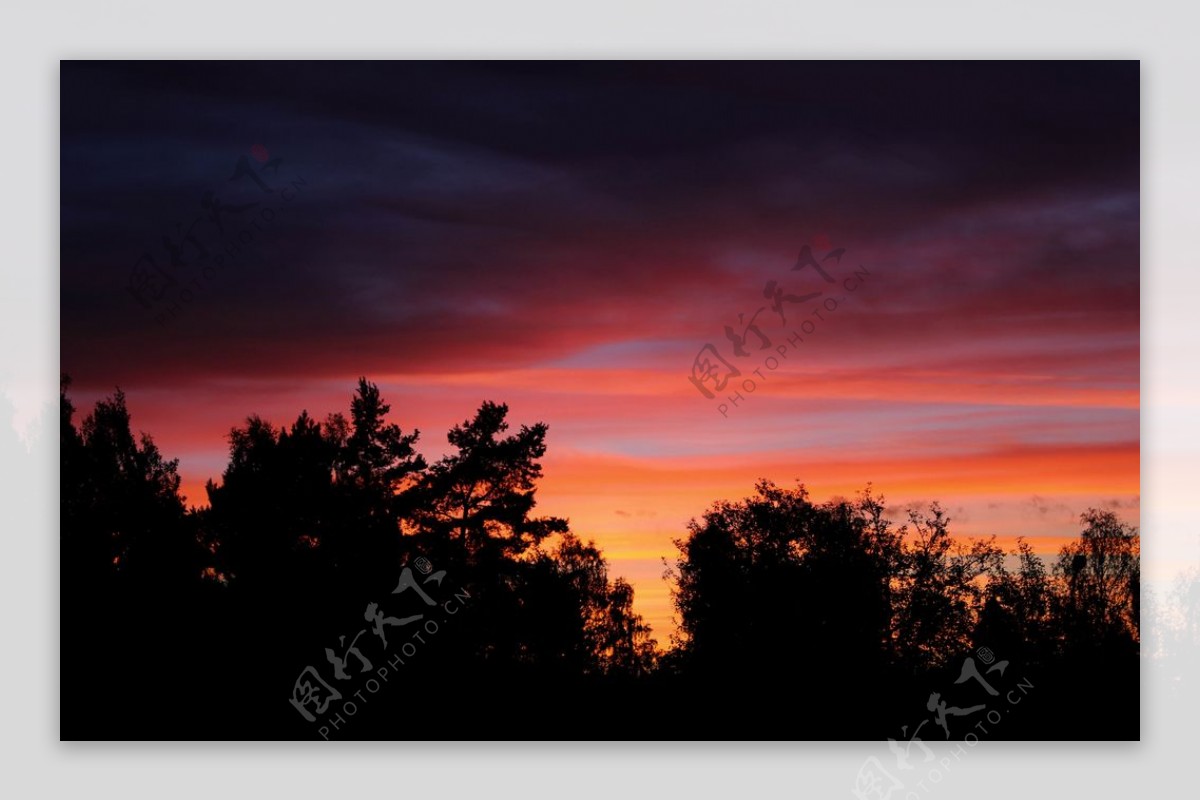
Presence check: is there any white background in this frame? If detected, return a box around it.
[2,0,1197,797]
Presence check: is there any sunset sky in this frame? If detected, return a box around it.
[60,61,1140,638]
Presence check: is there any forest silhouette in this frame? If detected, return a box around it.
[60,376,1139,740]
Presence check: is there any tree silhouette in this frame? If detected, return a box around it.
[341,377,426,502]
[204,411,338,592]
[535,533,657,676]
[972,537,1054,671]
[203,378,427,599]
[59,377,1141,740]
[60,376,207,737]
[61,376,199,591]
[891,505,1006,672]
[1056,508,1140,644]
[670,482,896,673]
[666,481,1140,738]
[407,400,567,563]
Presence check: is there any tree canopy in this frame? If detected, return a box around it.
[60,377,1139,740]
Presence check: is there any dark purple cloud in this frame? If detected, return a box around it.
[61,61,1139,391]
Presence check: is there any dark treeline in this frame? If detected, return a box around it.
[60,376,1139,740]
